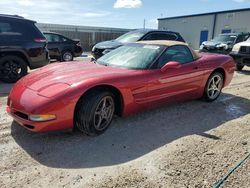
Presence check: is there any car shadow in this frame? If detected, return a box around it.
[0,81,13,97]
[11,93,250,169]
[237,69,250,75]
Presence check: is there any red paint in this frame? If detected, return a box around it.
[7,53,235,132]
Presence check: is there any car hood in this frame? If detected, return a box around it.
[94,40,123,49]
[234,41,250,47]
[21,61,136,92]
[203,41,224,47]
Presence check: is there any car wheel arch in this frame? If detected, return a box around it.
[210,67,226,86]
[61,49,73,56]
[0,50,30,67]
[73,85,124,122]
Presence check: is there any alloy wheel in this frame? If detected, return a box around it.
[1,60,22,80]
[63,52,73,61]
[93,96,115,131]
[207,75,223,100]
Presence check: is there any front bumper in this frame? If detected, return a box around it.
[200,48,230,55]
[230,52,250,66]
[7,83,74,132]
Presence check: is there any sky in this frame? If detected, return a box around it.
[0,0,250,29]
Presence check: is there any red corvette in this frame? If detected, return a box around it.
[7,41,235,135]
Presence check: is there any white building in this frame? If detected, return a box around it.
[158,8,250,49]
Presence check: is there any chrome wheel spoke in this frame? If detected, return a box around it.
[93,96,114,131]
[207,74,223,99]
[95,115,103,129]
[215,78,221,86]
[102,98,107,109]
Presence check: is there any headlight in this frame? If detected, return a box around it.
[232,45,240,52]
[102,49,113,55]
[216,43,228,50]
[29,114,56,122]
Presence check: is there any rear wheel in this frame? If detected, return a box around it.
[0,55,28,83]
[75,91,115,136]
[203,72,224,102]
[236,65,244,71]
[61,51,73,62]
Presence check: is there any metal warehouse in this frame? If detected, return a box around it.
[158,8,250,49]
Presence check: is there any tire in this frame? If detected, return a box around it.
[0,55,28,83]
[236,65,244,71]
[61,51,73,62]
[203,72,224,102]
[75,91,115,136]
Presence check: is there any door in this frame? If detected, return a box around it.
[200,30,208,45]
[146,45,204,106]
[221,29,231,34]
[44,33,62,58]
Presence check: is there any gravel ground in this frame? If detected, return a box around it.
[0,67,250,188]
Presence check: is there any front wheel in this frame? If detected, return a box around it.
[75,91,115,136]
[0,56,28,83]
[203,72,224,102]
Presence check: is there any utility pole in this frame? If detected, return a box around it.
[143,19,146,29]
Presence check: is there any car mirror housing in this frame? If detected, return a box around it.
[161,61,181,72]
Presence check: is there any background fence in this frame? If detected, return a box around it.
[37,23,131,51]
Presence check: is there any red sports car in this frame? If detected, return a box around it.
[7,41,235,136]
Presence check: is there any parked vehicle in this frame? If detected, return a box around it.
[200,32,250,54]
[92,29,185,59]
[0,14,49,83]
[230,37,250,71]
[7,40,235,136]
[43,32,83,62]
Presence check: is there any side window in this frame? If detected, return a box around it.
[0,22,12,33]
[144,33,178,41]
[157,45,194,68]
[45,34,61,42]
[60,36,68,42]
[0,21,22,38]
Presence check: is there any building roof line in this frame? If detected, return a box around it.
[158,8,250,20]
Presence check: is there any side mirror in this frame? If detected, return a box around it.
[161,61,181,72]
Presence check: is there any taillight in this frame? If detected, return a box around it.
[34,38,47,43]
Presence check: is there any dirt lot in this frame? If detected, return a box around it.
[0,67,250,188]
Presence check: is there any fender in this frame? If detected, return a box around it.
[0,48,31,66]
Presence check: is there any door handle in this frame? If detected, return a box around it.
[193,66,199,70]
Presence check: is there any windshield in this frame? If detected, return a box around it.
[212,35,237,43]
[116,31,146,43]
[96,44,165,69]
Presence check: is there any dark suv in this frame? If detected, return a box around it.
[200,33,250,54]
[92,29,185,59]
[43,32,83,61]
[0,14,49,83]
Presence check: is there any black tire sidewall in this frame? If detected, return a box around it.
[0,55,28,83]
[61,51,73,62]
[75,91,115,136]
[204,72,224,102]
